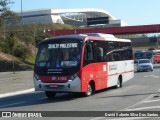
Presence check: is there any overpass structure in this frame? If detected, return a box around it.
[48,24,160,36]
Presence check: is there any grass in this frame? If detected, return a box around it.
[0,52,35,72]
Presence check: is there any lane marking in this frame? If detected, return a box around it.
[0,101,26,108]
[121,94,155,111]
[126,106,160,111]
[0,88,34,98]
[144,99,160,103]
[144,75,160,78]
[90,117,104,120]
[91,89,160,120]
[90,94,153,120]
[121,88,160,111]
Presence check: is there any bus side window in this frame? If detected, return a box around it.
[95,44,104,62]
[83,43,94,66]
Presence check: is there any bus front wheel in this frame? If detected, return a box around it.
[84,82,95,97]
[45,91,56,99]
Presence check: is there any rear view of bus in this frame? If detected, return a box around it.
[34,33,134,98]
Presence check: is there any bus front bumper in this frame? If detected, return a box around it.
[34,77,81,93]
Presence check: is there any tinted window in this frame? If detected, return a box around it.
[105,41,133,61]
[94,41,105,62]
[83,40,133,65]
[83,42,94,66]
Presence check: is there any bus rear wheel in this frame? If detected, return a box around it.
[45,91,56,99]
[84,82,95,97]
[116,76,122,88]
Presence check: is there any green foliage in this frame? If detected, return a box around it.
[6,32,18,53]
[0,1,77,71]
[0,16,76,61]
[0,0,18,27]
[23,35,34,45]
[0,34,10,53]
[35,31,50,46]
[0,42,8,52]
[14,44,32,60]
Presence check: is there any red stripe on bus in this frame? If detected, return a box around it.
[108,70,134,76]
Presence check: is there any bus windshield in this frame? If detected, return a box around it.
[35,42,81,73]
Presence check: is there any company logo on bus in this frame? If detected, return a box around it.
[52,76,56,80]
[109,64,117,71]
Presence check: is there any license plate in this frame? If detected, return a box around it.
[50,84,58,88]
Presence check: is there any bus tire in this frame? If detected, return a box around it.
[45,91,56,99]
[116,76,122,88]
[84,82,95,97]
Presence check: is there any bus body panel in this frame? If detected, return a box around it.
[80,62,108,92]
[107,60,134,87]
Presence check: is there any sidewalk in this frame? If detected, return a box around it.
[0,71,34,98]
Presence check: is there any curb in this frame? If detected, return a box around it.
[0,88,35,98]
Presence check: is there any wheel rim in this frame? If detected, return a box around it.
[87,84,92,95]
[117,80,120,88]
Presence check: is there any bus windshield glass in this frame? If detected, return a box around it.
[35,42,81,72]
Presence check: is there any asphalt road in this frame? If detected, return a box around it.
[0,71,34,95]
[0,65,160,120]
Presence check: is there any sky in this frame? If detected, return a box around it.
[10,0,160,26]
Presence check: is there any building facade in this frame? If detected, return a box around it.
[16,8,127,27]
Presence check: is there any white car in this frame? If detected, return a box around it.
[137,59,153,72]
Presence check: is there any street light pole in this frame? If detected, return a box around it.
[156,26,159,49]
[21,0,23,25]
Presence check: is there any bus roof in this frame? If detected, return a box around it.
[85,33,115,38]
[38,33,131,46]
[152,49,160,52]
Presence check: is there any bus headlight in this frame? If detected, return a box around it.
[69,73,79,81]
[34,74,40,81]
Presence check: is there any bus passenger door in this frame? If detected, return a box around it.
[81,42,101,92]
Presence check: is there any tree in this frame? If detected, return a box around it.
[14,44,32,60]
[0,0,17,27]
[6,32,18,54]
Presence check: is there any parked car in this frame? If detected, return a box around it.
[137,59,153,72]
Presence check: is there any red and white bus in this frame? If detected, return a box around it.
[34,33,134,98]
[152,50,160,63]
